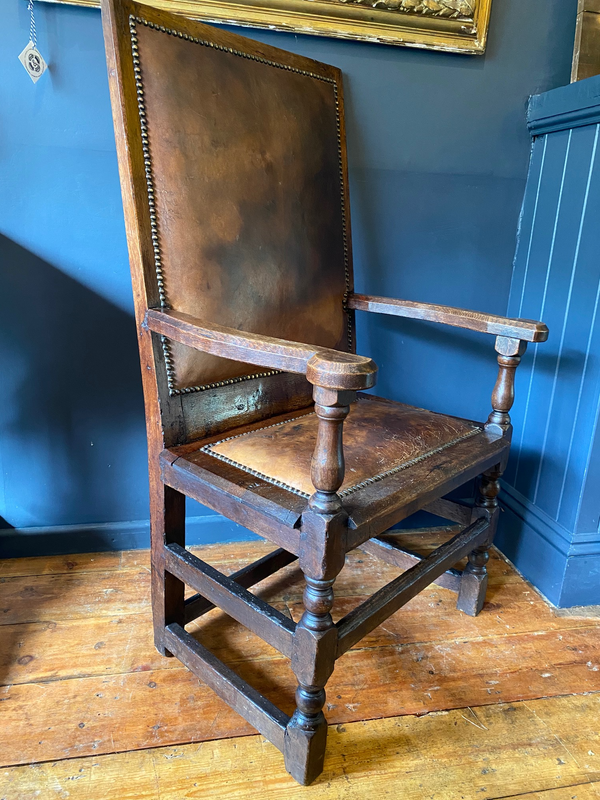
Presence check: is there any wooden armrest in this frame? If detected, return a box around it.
[348,294,548,343]
[145,308,377,391]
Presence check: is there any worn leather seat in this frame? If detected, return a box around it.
[199,396,481,498]
[163,394,505,540]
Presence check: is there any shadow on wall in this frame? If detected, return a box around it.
[0,234,148,543]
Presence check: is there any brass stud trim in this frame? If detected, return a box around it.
[338,427,481,497]
[200,400,482,498]
[129,14,354,396]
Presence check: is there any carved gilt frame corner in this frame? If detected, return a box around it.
[41,0,492,53]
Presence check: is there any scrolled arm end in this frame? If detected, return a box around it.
[306,351,377,392]
[145,308,377,391]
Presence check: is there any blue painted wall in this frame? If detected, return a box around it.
[0,0,577,554]
[497,76,600,607]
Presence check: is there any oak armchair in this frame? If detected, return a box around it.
[102,0,548,786]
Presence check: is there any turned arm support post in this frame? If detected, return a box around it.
[347,293,546,437]
[288,386,356,783]
[485,335,528,437]
[307,386,354,515]
[458,335,528,616]
[459,335,528,616]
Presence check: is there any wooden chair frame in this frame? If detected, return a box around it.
[149,313,542,785]
[101,0,548,784]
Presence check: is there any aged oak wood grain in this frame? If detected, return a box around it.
[0,573,592,688]
[165,622,290,752]
[0,550,123,578]
[0,544,598,798]
[337,518,489,655]
[0,570,151,625]
[504,786,600,800]
[348,293,549,342]
[184,546,297,623]
[0,564,592,690]
[145,309,377,392]
[360,535,463,591]
[1,540,595,688]
[165,543,296,657]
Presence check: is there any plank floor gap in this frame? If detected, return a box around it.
[487,779,600,800]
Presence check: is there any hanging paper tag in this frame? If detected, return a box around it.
[18,41,47,83]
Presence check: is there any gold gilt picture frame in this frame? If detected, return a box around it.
[42,0,492,53]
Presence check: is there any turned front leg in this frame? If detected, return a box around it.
[284,575,337,785]
[458,336,526,616]
[457,467,501,616]
[284,385,352,785]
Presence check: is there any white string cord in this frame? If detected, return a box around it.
[28,0,37,47]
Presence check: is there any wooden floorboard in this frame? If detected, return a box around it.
[0,536,599,797]
[1,560,593,688]
[1,694,599,799]
[0,541,281,578]
[2,625,599,767]
[0,571,152,625]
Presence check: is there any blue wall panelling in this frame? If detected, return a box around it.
[497,76,600,606]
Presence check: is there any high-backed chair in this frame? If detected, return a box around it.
[101,0,548,785]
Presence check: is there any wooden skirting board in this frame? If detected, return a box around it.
[1,534,599,798]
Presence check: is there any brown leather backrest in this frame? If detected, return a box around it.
[103,0,354,443]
